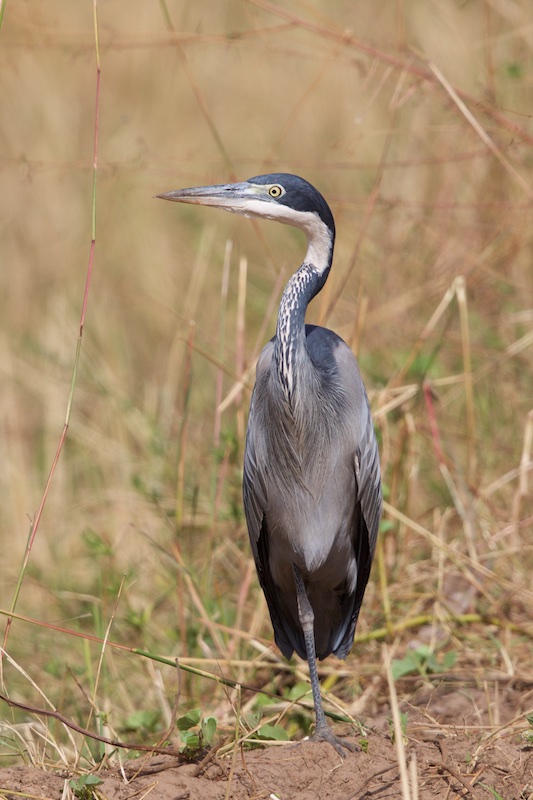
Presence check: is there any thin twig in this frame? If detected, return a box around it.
[427,739,484,799]
[0,690,186,760]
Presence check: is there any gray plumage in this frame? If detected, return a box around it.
[157,173,382,756]
[244,325,380,661]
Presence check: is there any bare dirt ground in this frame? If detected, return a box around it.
[1,686,532,800]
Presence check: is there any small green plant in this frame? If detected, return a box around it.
[69,774,104,800]
[248,682,314,744]
[505,62,523,80]
[177,708,217,757]
[478,784,505,800]
[522,713,533,746]
[391,644,457,680]
[388,711,408,745]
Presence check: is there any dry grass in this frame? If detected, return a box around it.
[0,0,532,782]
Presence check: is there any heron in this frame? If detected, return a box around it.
[157,173,382,755]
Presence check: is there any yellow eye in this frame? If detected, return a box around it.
[268,184,284,198]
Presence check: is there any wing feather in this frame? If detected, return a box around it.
[243,329,382,662]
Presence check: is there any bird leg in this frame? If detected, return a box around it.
[292,564,357,757]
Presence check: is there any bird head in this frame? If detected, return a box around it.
[157,173,333,226]
[157,172,335,270]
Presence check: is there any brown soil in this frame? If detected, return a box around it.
[1,687,532,800]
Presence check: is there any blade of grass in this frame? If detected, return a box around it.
[213,240,233,449]
[384,644,411,800]
[175,322,195,531]
[455,276,476,484]
[511,409,533,545]
[81,575,125,766]
[235,255,247,446]
[223,685,241,800]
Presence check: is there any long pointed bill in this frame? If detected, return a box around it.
[155,181,271,216]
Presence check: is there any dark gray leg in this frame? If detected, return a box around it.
[292,563,357,757]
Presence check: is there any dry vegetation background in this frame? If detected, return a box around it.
[1,0,533,788]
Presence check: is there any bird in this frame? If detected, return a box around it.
[157,173,382,756]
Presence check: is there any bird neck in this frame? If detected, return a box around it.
[274,258,331,406]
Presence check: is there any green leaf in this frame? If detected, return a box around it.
[255,724,289,741]
[124,709,160,732]
[69,774,104,794]
[254,692,276,707]
[285,682,312,701]
[201,716,217,745]
[413,644,431,658]
[441,650,457,671]
[179,730,200,751]
[177,708,202,731]
[392,645,458,680]
[82,776,104,787]
[391,651,420,679]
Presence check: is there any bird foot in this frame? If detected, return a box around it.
[307,724,359,758]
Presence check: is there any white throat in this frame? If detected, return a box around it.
[300,211,333,273]
[224,198,333,274]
